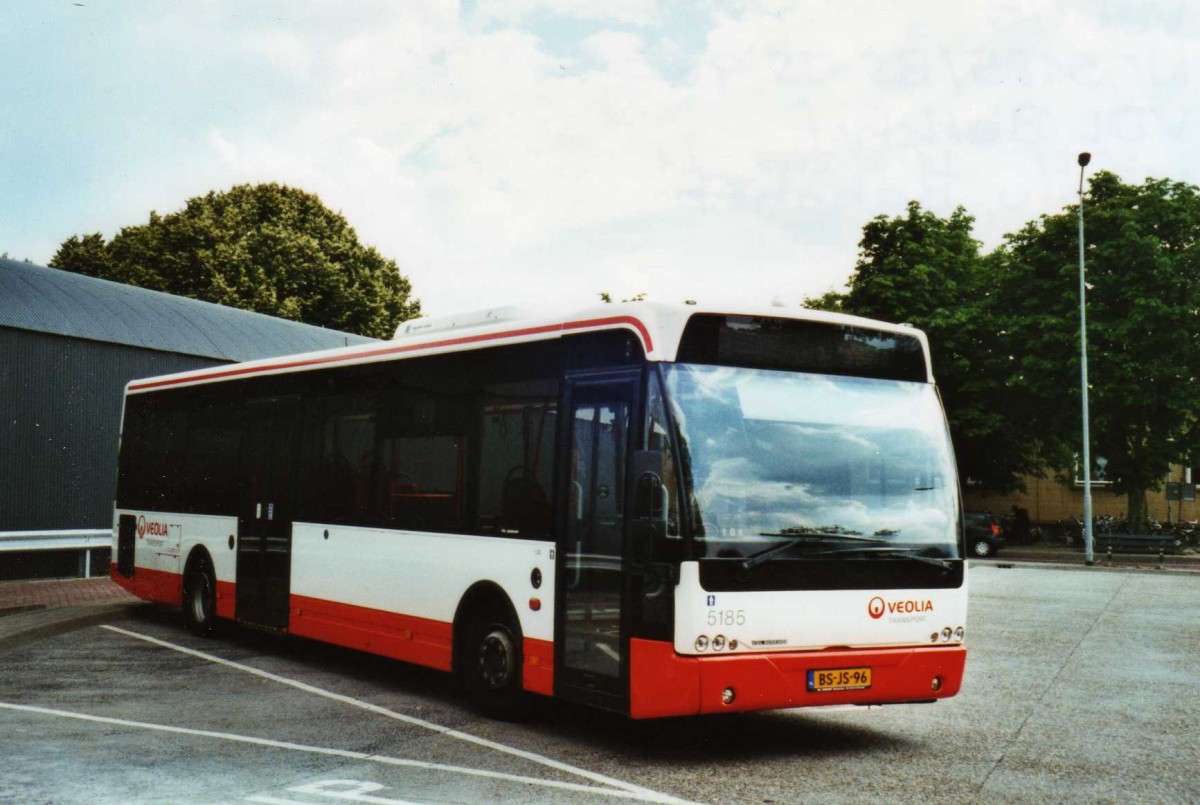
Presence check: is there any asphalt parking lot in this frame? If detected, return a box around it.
[1,563,1197,804]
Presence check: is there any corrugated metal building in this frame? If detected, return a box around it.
[0,257,375,578]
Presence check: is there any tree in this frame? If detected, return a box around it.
[992,172,1200,524]
[50,183,419,339]
[808,202,1038,492]
[597,291,647,303]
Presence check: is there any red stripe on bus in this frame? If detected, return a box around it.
[289,595,554,696]
[523,637,554,696]
[290,594,455,671]
[111,563,234,617]
[215,580,236,620]
[109,564,183,608]
[628,638,966,718]
[109,566,554,695]
[128,315,654,392]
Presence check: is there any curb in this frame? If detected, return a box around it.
[971,557,1200,574]
[0,602,144,651]
[0,604,48,618]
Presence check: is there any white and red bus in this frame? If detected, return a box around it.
[112,302,967,718]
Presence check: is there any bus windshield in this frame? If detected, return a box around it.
[663,364,959,562]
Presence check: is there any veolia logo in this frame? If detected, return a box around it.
[136,514,171,539]
[869,596,935,619]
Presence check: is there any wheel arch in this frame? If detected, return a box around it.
[182,545,216,583]
[452,581,522,677]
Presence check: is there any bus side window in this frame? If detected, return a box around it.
[300,392,377,525]
[476,383,556,539]
[376,388,469,534]
[184,395,243,515]
[117,396,153,510]
[126,395,189,513]
[383,434,464,531]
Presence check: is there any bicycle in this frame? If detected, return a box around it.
[1042,518,1081,548]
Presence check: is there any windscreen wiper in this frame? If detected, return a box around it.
[742,532,889,570]
[803,546,957,569]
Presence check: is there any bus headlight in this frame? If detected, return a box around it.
[694,635,709,652]
[941,627,953,642]
[954,626,965,642]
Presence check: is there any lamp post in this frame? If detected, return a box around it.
[1077,151,1095,566]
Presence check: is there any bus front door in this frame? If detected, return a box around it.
[556,373,638,711]
[236,398,301,630]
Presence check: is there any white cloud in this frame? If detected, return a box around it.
[207,129,239,166]
[474,0,661,27]
[254,30,314,76]
[7,0,1200,318]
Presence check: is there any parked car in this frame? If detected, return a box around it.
[964,511,1005,557]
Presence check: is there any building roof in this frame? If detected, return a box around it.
[0,258,375,361]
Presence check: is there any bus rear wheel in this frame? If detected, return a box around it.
[462,611,523,720]
[183,557,218,637]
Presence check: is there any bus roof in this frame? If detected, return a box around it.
[125,301,933,394]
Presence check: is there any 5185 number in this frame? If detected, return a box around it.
[706,609,745,627]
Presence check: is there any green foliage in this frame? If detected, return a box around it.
[808,202,1037,492]
[50,183,419,338]
[51,233,110,278]
[992,171,1200,520]
[597,291,647,303]
[801,289,845,312]
[819,174,1200,516]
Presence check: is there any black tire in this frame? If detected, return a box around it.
[461,608,524,720]
[182,557,218,638]
[972,539,994,558]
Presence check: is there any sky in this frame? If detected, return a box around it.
[2,0,1198,318]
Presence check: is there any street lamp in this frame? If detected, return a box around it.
[1077,151,1095,566]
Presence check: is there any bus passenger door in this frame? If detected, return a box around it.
[236,398,301,630]
[556,373,638,710]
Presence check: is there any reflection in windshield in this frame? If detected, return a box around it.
[662,364,959,561]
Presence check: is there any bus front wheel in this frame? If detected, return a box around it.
[182,556,218,637]
[462,610,523,720]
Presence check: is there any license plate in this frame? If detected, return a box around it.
[807,667,872,692]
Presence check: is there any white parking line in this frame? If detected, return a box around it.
[0,701,668,802]
[99,625,696,805]
[249,779,422,804]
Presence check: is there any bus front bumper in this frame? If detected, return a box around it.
[629,638,967,719]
